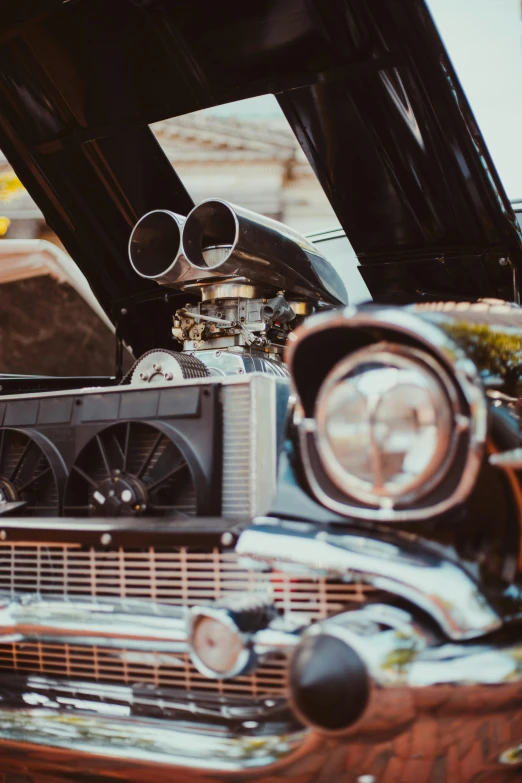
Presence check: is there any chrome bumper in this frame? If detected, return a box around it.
[0,643,521,783]
[0,705,310,777]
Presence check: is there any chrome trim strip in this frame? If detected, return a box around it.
[0,596,189,650]
[236,521,502,640]
[0,594,301,655]
[7,673,290,722]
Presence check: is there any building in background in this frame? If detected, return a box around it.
[0,110,338,244]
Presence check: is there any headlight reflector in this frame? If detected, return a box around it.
[315,346,455,506]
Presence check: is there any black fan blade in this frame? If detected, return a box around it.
[12,440,42,488]
[112,433,125,468]
[145,438,184,486]
[18,465,52,493]
[147,461,188,493]
[72,465,98,488]
[137,431,164,479]
[122,422,131,473]
[0,501,27,515]
[96,435,112,477]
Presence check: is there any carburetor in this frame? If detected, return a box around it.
[172,281,300,354]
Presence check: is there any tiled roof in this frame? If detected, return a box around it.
[152,113,303,162]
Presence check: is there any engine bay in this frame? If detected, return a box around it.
[0,199,343,522]
[127,199,347,381]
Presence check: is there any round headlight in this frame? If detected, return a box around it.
[315,345,456,506]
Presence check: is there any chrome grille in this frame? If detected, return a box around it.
[0,542,375,701]
[0,641,287,696]
[0,543,373,618]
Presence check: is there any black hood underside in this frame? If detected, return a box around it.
[0,0,520,354]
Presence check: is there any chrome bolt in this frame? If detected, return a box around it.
[139,372,149,381]
[221,531,234,547]
[152,363,161,372]
[0,531,6,541]
[121,489,133,503]
[100,533,112,546]
[499,257,509,266]
[120,308,128,316]
[164,372,173,381]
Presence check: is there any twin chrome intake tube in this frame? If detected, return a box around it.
[128,199,347,306]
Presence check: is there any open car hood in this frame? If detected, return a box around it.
[0,0,521,353]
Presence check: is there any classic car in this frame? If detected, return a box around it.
[0,1,520,782]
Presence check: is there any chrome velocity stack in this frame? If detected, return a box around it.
[129,209,204,285]
[182,199,347,305]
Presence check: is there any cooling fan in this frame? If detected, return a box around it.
[64,421,198,517]
[0,428,65,516]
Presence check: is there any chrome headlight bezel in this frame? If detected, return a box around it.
[290,308,488,523]
[314,344,460,508]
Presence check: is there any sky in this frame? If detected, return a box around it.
[209,0,522,200]
[427,0,522,200]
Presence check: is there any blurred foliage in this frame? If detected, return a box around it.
[441,321,522,390]
[0,172,25,203]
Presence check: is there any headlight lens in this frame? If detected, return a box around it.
[315,346,454,506]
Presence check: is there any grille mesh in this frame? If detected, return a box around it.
[0,543,373,617]
[0,642,287,696]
